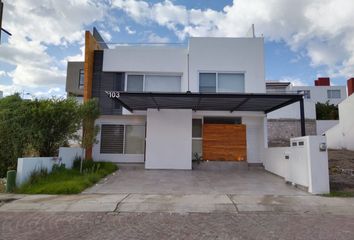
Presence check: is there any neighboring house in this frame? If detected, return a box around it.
[326,78,354,150]
[66,28,307,170]
[266,78,347,146]
[66,61,84,104]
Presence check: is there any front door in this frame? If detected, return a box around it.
[202,124,247,161]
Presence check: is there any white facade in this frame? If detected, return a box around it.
[92,37,268,169]
[326,94,354,150]
[145,109,192,169]
[188,38,265,93]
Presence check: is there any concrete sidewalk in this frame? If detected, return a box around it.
[1,193,354,215]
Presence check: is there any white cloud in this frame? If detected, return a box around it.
[125,26,136,34]
[147,33,169,43]
[0,71,6,77]
[112,0,354,80]
[279,77,309,87]
[0,0,108,97]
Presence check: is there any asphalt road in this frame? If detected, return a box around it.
[1,211,354,240]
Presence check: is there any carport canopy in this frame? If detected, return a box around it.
[106,91,306,135]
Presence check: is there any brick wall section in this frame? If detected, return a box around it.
[267,119,317,147]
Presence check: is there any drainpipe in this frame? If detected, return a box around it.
[300,98,306,136]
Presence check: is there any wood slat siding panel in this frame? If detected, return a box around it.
[203,124,247,161]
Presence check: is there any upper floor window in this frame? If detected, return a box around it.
[297,90,311,99]
[126,74,181,92]
[199,72,245,93]
[78,69,84,89]
[327,90,341,99]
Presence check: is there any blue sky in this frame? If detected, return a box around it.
[0,0,353,97]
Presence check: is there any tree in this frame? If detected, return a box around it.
[0,95,101,177]
[316,101,339,120]
[0,94,32,176]
[77,98,100,173]
[30,97,82,156]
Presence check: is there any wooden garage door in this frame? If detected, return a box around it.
[203,124,247,161]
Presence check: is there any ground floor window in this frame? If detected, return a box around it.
[192,119,203,159]
[100,124,145,154]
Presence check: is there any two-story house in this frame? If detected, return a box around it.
[266,78,347,146]
[66,28,305,170]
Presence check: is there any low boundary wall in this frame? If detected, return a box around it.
[264,136,329,194]
[16,147,84,186]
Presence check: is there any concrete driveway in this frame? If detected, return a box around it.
[84,162,307,195]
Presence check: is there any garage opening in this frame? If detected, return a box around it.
[202,117,247,161]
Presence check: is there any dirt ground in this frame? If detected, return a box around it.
[328,149,354,192]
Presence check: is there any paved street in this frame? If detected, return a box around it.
[1,211,354,240]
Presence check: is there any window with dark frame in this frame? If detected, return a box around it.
[199,72,245,93]
[100,124,145,154]
[78,69,84,89]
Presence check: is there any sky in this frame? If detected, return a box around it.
[0,0,354,98]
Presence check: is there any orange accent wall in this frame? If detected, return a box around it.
[83,31,101,102]
[203,124,247,161]
[83,31,101,159]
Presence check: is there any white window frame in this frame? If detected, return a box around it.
[125,73,182,92]
[198,71,246,93]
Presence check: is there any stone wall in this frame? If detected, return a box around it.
[267,119,317,147]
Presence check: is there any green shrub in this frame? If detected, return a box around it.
[16,161,118,194]
[28,168,48,185]
[316,101,339,120]
[52,163,66,173]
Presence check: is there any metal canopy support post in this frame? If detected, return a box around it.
[300,98,306,136]
[150,93,160,110]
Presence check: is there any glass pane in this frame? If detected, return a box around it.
[327,90,340,98]
[192,119,202,138]
[127,75,144,92]
[145,75,181,92]
[192,139,202,159]
[199,73,216,93]
[218,73,244,93]
[79,69,84,88]
[100,125,124,154]
[204,117,241,124]
[125,125,145,154]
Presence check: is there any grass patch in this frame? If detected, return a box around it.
[322,191,354,198]
[16,161,117,194]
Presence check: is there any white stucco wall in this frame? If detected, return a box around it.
[267,100,316,119]
[326,94,354,150]
[243,116,265,163]
[145,109,192,170]
[316,120,338,136]
[92,115,146,163]
[188,37,265,93]
[16,148,82,186]
[58,147,84,169]
[264,136,329,194]
[103,46,189,91]
[291,86,347,105]
[102,37,266,94]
